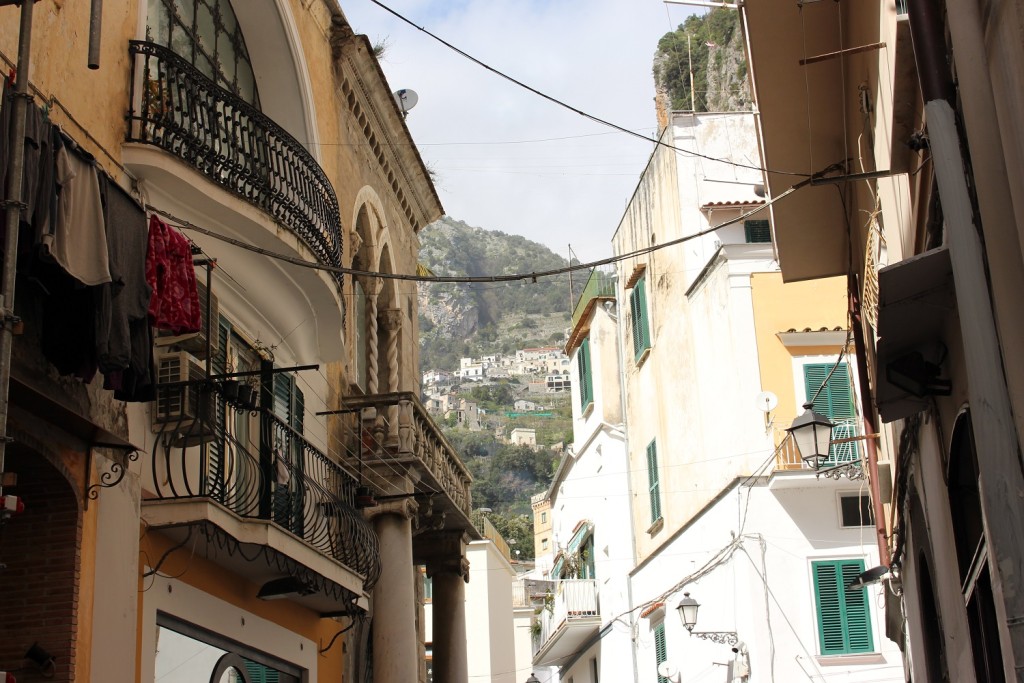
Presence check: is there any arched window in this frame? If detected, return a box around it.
[146,0,260,107]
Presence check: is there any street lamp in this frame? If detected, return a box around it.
[786,402,835,469]
[677,592,699,632]
[524,674,541,683]
[675,592,739,646]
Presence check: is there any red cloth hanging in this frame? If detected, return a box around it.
[146,214,201,334]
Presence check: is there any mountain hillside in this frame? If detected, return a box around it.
[653,7,751,113]
[417,217,573,371]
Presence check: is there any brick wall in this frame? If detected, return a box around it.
[0,449,82,682]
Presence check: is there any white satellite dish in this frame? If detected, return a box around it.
[755,390,778,413]
[658,661,679,678]
[393,88,419,117]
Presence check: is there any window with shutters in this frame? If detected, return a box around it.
[577,337,594,411]
[744,219,772,243]
[654,622,669,683]
[803,362,858,464]
[646,440,663,525]
[629,275,652,362]
[812,559,874,655]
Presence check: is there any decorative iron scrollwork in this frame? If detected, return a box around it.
[817,461,866,481]
[126,41,343,287]
[692,631,740,646]
[87,449,141,500]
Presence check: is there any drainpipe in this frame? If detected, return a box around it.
[0,0,36,499]
[909,0,1024,677]
[87,0,102,70]
[848,279,890,567]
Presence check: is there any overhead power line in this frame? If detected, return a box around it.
[364,0,810,177]
[148,174,809,286]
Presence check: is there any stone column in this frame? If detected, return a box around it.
[364,278,382,394]
[370,498,419,683]
[419,531,470,683]
[379,307,403,393]
[379,308,404,445]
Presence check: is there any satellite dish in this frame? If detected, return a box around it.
[393,88,419,117]
[755,391,778,413]
[657,661,678,678]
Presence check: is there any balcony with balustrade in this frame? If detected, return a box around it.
[335,392,476,536]
[773,417,865,483]
[142,380,380,615]
[125,40,343,286]
[531,579,601,667]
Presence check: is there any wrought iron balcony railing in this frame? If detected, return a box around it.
[149,382,381,589]
[127,41,343,283]
[338,392,473,520]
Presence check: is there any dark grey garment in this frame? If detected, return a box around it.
[96,174,151,372]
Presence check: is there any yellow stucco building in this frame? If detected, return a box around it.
[0,2,474,682]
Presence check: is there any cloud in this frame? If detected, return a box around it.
[343,0,698,262]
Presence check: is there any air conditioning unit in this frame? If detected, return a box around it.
[155,281,220,359]
[152,351,216,446]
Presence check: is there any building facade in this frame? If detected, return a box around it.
[743,1,1024,680]
[0,2,474,682]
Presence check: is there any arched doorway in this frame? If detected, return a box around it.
[0,445,83,682]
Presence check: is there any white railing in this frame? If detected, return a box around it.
[533,579,599,654]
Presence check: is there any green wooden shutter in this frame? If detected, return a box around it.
[293,385,304,434]
[744,219,772,243]
[244,659,281,683]
[803,363,855,419]
[208,317,232,496]
[647,440,662,523]
[840,561,874,652]
[812,559,873,655]
[654,622,669,683]
[578,338,594,410]
[630,276,651,361]
[803,363,857,461]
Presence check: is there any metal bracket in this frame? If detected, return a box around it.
[85,446,141,508]
[691,631,740,646]
[816,461,866,481]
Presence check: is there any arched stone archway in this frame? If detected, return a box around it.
[0,444,83,682]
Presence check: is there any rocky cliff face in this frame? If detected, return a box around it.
[653,8,751,114]
[417,217,571,372]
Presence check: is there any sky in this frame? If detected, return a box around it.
[340,0,702,263]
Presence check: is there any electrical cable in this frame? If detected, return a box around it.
[364,0,810,177]
[147,175,818,286]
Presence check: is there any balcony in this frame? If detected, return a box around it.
[143,382,380,613]
[126,41,342,283]
[532,579,600,666]
[774,418,863,477]
[338,392,474,530]
[566,266,617,351]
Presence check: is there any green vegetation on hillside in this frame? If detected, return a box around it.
[654,8,750,112]
[448,430,560,559]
